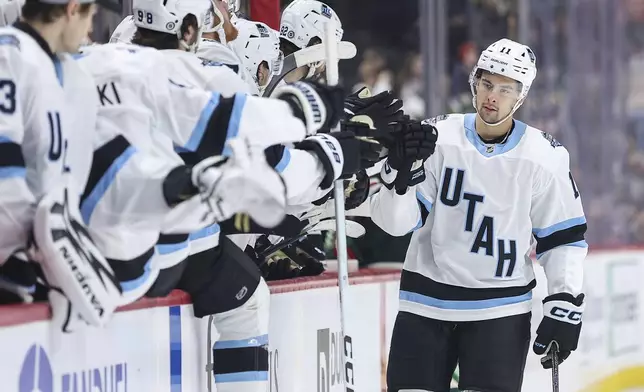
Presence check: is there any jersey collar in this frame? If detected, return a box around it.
[463,113,527,157]
[13,21,55,59]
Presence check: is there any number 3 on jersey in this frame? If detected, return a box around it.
[0,79,16,114]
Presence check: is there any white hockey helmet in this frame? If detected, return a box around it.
[132,0,212,51]
[230,19,283,93]
[469,38,537,126]
[0,0,23,27]
[109,16,137,43]
[279,0,343,49]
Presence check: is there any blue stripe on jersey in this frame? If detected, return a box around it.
[463,113,527,157]
[120,257,153,292]
[213,334,269,350]
[399,289,532,310]
[184,93,221,152]
[156,239,190,255]
[215,371,269,383]
[189,223,221,241]
[53,57,64,87]
[416,191,433,213]
[274,148,291,173]
[0,167,26,179]
[410,191,433,233]
[222,94,248,157]
[80,146,137,224]
[536,239,588,260]
[532,216,587,238]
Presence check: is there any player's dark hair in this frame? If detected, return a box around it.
[21,0,93,24]
[132,13,197,50]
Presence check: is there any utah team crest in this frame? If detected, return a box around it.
[423,114,449,126]
[541,131,562,148]
[321,4,332,18]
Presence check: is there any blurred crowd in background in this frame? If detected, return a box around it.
[90,0,644,262]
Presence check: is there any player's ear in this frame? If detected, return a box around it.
[257,62,270,86]
[183,24,196,45]
[65,0,80,17]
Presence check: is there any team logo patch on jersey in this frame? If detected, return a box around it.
[0,34,20,50]
[321,4,333,18]
[541,131,562,148]
[201,59,224,67]
[423,114,449,125]
[256,24,270,38]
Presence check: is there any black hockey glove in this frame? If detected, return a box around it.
[273,81,345,135]
[388,119,438,168]
[381,119,438,194]
[295,132,382,189]
[280,237,326,277]
[0,253,38,304]
[260,254,302,281]
[533,292,585,369]
[344,170,370,210]
[344,87,405,132]
[306,170,370,210]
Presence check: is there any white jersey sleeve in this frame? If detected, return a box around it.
[269,146,329,205]
[530,140,587,296]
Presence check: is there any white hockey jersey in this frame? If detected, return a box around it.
[77,43,311,271]
[0,23,96,264]
[371,113,587,322]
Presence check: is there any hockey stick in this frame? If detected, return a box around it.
[256,219,366,259]
[550,344,560,392]
[325,23,356,391]
[262,41,357,97]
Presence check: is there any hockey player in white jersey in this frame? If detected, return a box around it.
[228,18,282,96]
[279,0,343,82]
[0,0,128,330]
[99,0,360,390]
[371,38,586,392]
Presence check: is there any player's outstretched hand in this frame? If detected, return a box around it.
[379,119,438,195]
[344,170,370,210]
[344,87,405,132]
[388,119,438,169]
[295,131,382,189]
[533,292,585,369]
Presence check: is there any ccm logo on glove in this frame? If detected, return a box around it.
[549,306,582,323]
